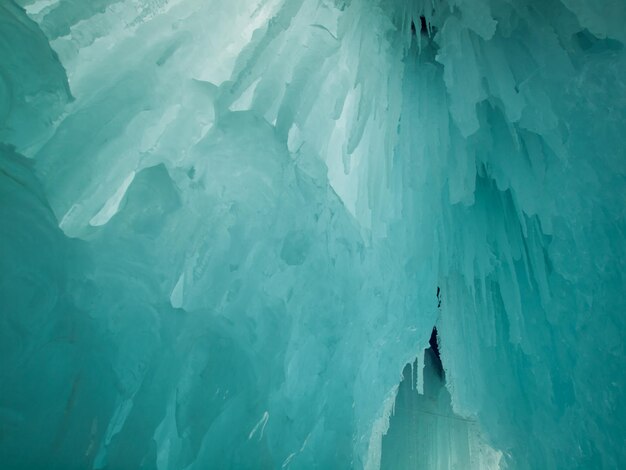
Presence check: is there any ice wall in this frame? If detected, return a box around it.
[1,0,625,468]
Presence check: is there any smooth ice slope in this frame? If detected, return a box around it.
[1,0,626,469]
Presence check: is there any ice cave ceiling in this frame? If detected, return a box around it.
[1,0,625,469]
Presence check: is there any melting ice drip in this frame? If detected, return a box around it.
[1,0,626,469]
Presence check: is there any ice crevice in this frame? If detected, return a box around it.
[1,0,625,469]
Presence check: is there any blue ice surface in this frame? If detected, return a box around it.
[1,0,625,468]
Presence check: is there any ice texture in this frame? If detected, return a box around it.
[1,0,625,468]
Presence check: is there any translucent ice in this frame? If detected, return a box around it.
[1,0,625,468]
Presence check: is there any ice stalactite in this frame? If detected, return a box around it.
[1,0,625,469]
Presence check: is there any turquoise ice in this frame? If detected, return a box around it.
[1,0,625,468]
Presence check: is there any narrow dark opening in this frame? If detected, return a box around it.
[419,16,428,34]
[410,17,431,37]
[428,327,444,379]
[429,327,440,360]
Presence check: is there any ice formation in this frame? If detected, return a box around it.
[1,0,625,468]
[381,329,502,469]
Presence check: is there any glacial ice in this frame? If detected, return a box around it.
[1,0,625,469]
